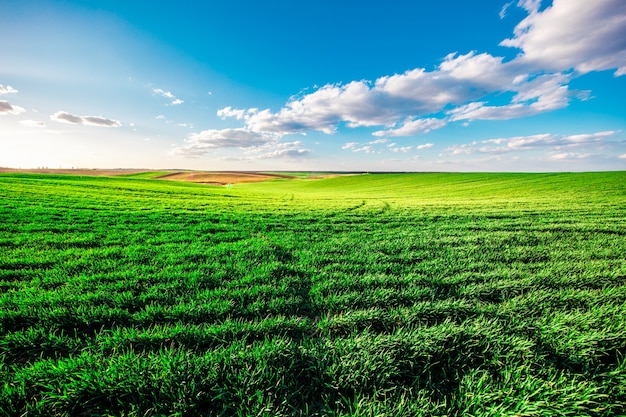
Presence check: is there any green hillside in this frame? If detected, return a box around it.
[1,172,625,416]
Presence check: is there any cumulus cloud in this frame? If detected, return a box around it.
[216,49,582,138]
[373,117,447,137]
[0,85,18,95]
[0,100,26,115]
[443,130,620,155]
[50,111,121,127]
[153,88,184,105]
[212,1,625,145]
[446,72,580,122]
[501,0,626,75]
[20,120,46,128]
[217,106,248,120]
[176,134,310,160]
[173,128,278,157]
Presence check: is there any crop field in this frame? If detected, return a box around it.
[1,171,625,416]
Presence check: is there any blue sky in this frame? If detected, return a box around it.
[1,0,625,171]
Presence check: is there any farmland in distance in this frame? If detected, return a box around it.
[1,171,625,416]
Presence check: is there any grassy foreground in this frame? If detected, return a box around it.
[1,172,625,416]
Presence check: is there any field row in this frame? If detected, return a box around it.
[1,172,625,415]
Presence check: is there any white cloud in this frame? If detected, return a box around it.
[368,138,388,144]
[563,131,617,143]
[501,0,626,75]
[391,146,412,153]
[619,154,626,159]
[0,100,26,115]
[550,152,591,160]
[217,106,248,120]
[443,130,620,155]
[173,128,278,157]
[212,2,625,142]
[448,72,576,121]
[437,52,512,90]
[216,49,576,138]
[20,119,46,128]
[257,148,310,159]
[202,140,310,161]
[254,141,311,159]
[153,88,184,105]
[373,117,447,137]
[153,88,174,99]
[518,0,541,14]
[352,146,374,154]
[416,143,434,150]
[0,85,18,95]
[500,1,514,19]
[50,111,121,127]
[340,142,376,153]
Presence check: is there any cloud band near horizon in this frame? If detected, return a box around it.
[50,111,122,127]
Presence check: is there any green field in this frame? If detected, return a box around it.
[1,172,625,416]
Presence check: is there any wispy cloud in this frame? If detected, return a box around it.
[0,100,26,115]
[499,1,514,19]
[369,138,389,144]
[550,152,591,160]
[254,141,311,159]
[391,146,412,153]
[416,143,434,150]
[50,111,121,127]
[373,117,447,137]
[20,120,46,128]
[443,130,621,156]
[352,146,374,154]
[0,85,18,95]
[152,88,184,105]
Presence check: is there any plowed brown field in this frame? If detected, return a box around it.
[154,171,292,185]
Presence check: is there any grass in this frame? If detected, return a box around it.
[0,171,625,416]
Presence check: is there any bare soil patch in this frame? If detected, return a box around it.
[0,168,344,185]
[155,171,293,185]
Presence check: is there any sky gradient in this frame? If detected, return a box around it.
[1,0,625,171]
